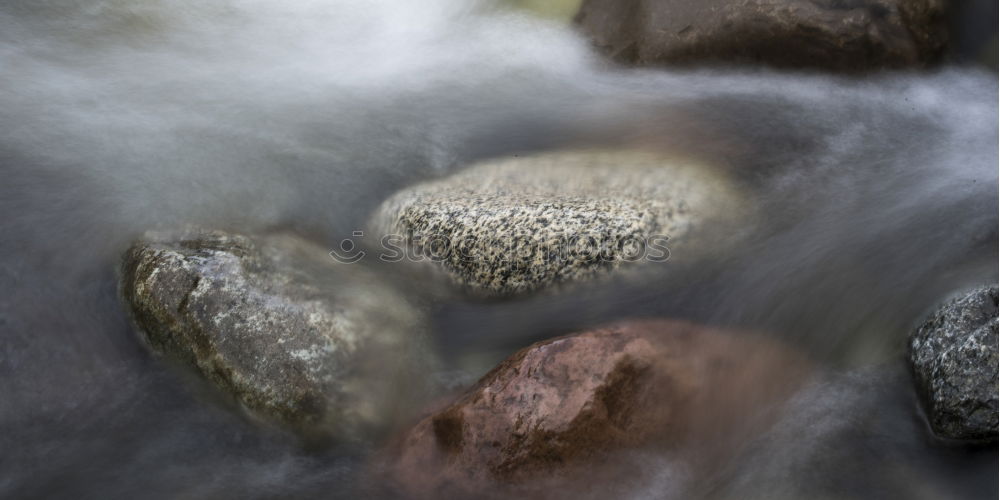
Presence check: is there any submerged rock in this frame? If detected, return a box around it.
[370,150,742,297]
[909,285,999,443]
[717,367,971,500]
[574,0,948,72]
[377,319,812,498]
[120,229,431,439]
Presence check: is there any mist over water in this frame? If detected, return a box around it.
[1,1,996,498]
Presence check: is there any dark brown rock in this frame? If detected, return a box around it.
[574,0,949,72]
[376,319,812,498]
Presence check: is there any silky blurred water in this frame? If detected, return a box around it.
[1,1,997,498]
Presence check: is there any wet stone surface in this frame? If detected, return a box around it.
[370,150,743,298]
[909,285,999,443]
[574,0,948,72]
[377,319,812,498]
[120,229,434,440]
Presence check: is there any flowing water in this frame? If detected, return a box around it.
[1,1,997,498]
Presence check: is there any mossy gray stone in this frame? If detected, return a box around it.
[909,285,999,443]
[120,229,431,440]
[370,150,742,298]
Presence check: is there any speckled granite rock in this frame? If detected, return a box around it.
[909,285,998,442]
[574,0,948,72]
[376,320,812,498]
[370,150,741,297]
[120,229,431,439]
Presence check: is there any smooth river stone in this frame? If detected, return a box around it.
[120,229,433,440]
[574,0,948,72]
[375,319,812,499]
[369,149,743,297]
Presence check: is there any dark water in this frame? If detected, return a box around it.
[1,1,997,498]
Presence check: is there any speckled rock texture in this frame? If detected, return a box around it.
[377,319,812,498]
[120,229,431,439]
[909,285,998,443]
[371,150,741,297]
[574,0,948,72]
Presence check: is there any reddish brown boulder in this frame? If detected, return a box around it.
[376,319,813,498]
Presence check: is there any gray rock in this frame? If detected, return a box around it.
[369,150,743,297]
[909,285,999,442]
[717,367,967,500]
[120,229,432,440]
[574,0,948,72]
